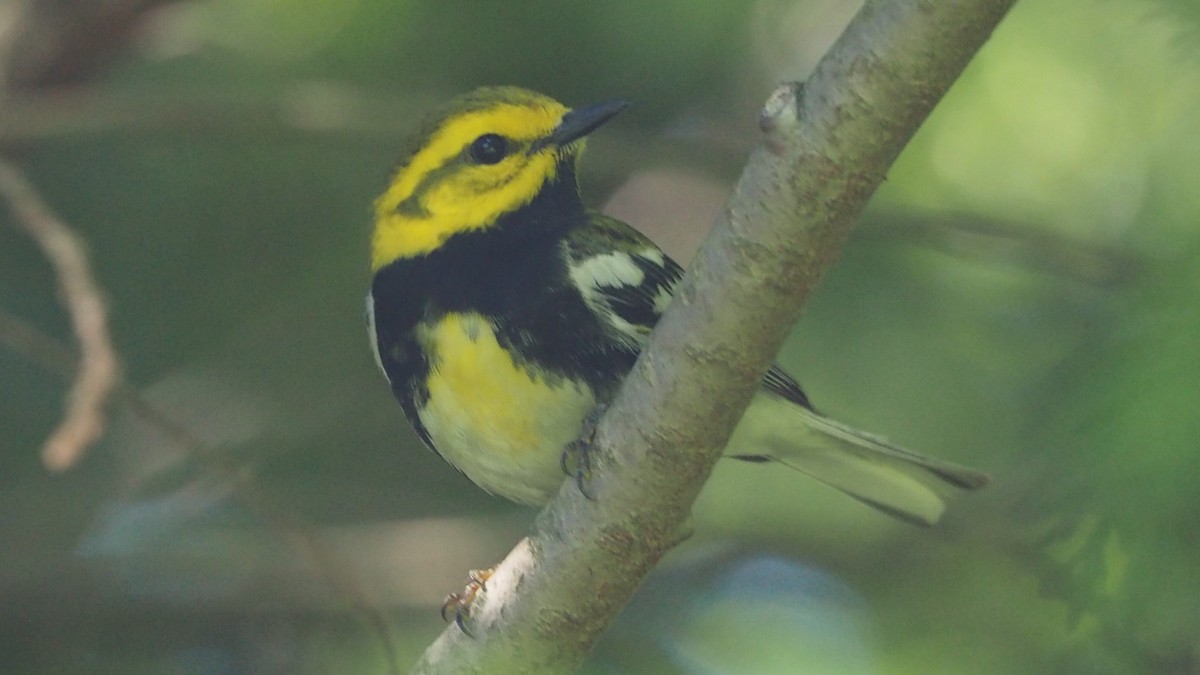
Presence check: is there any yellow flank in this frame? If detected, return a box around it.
[418,313,595,502]
[371,99,570,269]
[423,313,552,453]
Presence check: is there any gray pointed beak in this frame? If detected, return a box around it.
[531,99,629,153]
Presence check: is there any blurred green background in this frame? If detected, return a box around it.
[1,0,1198,673]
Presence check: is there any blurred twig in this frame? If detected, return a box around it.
[868,211,1145,289]
[0,0,183,92]
[0,158,118,471]
[0,1,405,670]
[0,307,402,674]
[0,84,741,183]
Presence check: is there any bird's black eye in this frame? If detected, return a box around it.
[469,134,509,165]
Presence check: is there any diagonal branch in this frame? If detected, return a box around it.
[0,158,119,470]
[410,0,1017,672]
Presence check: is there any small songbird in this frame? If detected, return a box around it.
[366,86,987,528]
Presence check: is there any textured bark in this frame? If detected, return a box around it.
[410,0,1018,672]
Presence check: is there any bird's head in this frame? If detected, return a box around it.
[371,86,628,270]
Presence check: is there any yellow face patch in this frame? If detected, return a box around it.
[418,313,595,503]
[371,98,570,269]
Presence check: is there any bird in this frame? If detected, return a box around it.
[366,85,988,532]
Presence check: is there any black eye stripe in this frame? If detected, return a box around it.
[469,133,509,165]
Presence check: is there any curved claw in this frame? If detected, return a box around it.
[440,593,462,623]
[440,568,494,637]
[560,440,577,477]
[560,404,607,500]
[573,444,595,501]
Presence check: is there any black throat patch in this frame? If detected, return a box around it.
[369,163,636,444]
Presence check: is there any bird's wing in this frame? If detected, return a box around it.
[564,216,988,526]
[562,212,684,348]
[563,212,814,410]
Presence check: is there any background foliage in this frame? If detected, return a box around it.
[1,0,1197,673]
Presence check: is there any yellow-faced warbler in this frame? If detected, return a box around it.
[366,86,987,530]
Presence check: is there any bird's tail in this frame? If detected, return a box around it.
[730,395,989,526]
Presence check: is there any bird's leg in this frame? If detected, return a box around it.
[560,403,608,500]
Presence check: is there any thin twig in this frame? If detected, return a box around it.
[0,307,402,674]
[0,0,400,668]
[0,158,118,471]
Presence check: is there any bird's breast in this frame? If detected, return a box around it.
[416,312,596,504]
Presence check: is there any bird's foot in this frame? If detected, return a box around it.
[441,567,494,637]
[560,404,608,500]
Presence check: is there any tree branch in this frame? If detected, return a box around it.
[0,158,119,471]
[412,0,1017,671]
